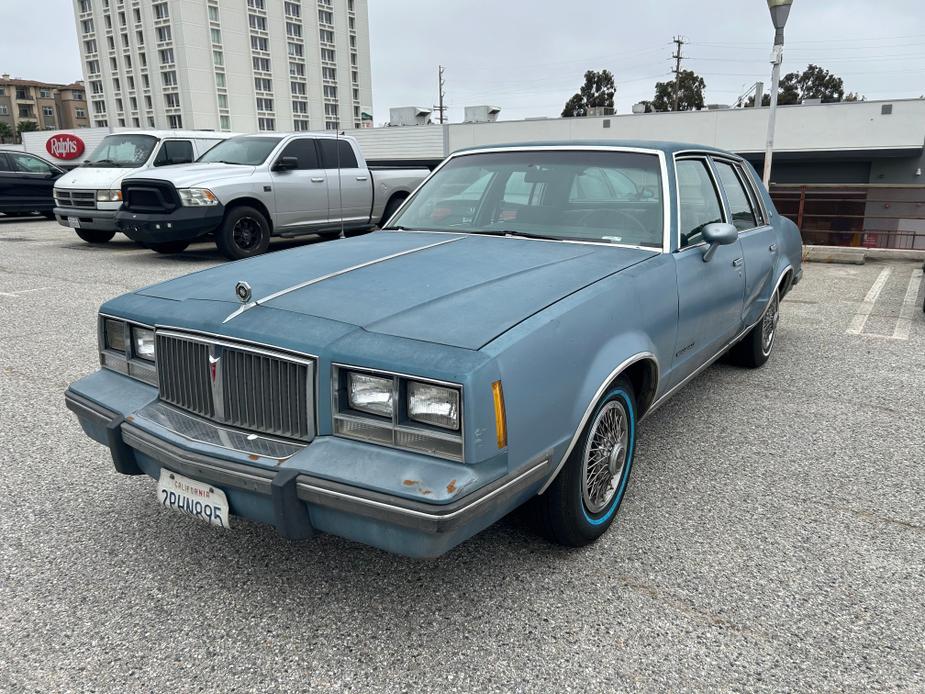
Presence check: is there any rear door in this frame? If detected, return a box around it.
[712,157,777,327]
[270,137,329,230]
[0,152,14,211]
[319,138,370,225]
[670,156,746,385]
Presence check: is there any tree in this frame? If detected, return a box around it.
[16,120,39,134]
[746,64,862,106]
[651,70,706,111]
[0,121,12,144]
[562,69,615,117]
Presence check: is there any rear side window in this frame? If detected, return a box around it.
[319,139,358,169]
[278,138,320,169]
[713,160,758,231]
[676,158,724,247]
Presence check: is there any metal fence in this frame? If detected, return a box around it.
[769,184,925,250]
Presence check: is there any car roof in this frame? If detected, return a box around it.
[452,139,735,157]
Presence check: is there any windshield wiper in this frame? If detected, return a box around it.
[380,225,423,231]
[472,229,554,241]
[85,158,117,167]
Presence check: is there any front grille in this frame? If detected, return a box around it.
[55,189,97,209]
[155,332,315,442]
[124,188,164,211]
[121,179,179,213]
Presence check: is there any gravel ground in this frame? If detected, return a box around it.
[1,217,923,693]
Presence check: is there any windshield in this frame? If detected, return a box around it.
[84,134,158,168]
[197,136,283,165]
[387,150,664,248]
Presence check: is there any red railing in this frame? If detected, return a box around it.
[769,184,925,250]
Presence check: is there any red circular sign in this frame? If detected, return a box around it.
[46,133,85,160]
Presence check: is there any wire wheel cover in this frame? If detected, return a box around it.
[762,291,780,355]
[581,400,629,514]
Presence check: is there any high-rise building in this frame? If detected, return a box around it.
[71,0,373,132]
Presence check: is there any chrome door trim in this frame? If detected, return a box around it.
[537,351,659,494]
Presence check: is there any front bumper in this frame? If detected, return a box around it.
[65,374,548,558]
[116,205,224,243]
[54,206,119,232]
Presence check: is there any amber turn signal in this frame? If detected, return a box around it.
[492,380,507,449]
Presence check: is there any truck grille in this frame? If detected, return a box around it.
[54,189,97,209]
[122,179,179,213]
[155,331,315,442]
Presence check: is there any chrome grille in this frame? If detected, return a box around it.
[155,332,315,442]
[54,189,97,209]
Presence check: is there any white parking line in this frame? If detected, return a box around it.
[846,267,892,335]
[0,286,52,298]
[892,268,924,341]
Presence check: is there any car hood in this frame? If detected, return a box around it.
[124,163,257,188]
[137,231,656,350]
[55,166,142,189]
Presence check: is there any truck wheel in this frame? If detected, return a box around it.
[379,195,406,227]
[75,229,116,244]
[146,241,190,254]
[216,206,270,260]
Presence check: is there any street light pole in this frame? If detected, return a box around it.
[762,0,793,187]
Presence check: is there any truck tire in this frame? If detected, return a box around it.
[379,195,406,227]
[76,229,116,244]
[216,206,270,260]
[146,241,190,254]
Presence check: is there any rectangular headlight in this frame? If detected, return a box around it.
[96,189,123,202]
[103,318,126,352]
[178,188,219,206]
[408,381,460,430]
[347,372,393,417]
[132,326,155,361]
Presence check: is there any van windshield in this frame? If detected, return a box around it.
[197,136,283,165]
[84,134,158,168]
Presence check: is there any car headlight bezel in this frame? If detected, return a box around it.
[98,315,158,386]
[177,187,219,207]
[96,189,123,202]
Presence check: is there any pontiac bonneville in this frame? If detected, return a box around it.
[65,141,802,558]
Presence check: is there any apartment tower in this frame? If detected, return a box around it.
[72,0,373,132]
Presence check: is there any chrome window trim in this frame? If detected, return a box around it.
[538,351,658,494]
[709,156,764,234]
[673,154,729,253]
[332,362,465,462]
[393,145,672,254]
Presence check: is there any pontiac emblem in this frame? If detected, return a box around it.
[235,281,252,303]
[208,354,220,384]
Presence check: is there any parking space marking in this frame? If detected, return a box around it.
[892,268,924,341]
[0,286,52,298]
[846,267,892,335]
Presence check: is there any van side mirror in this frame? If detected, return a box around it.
[273,157,298,172]
[701,222,738,262]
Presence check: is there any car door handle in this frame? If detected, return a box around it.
[769,243,778,253]
[732,257,744,267]
[355,176,368,181]
[311,177,325,183]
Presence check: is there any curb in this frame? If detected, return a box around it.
[803,245,925,265]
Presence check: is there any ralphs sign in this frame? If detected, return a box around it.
[46,133,85,160]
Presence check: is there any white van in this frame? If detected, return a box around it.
[53,130,237,243]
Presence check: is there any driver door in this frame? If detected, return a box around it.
[270,137,330,230]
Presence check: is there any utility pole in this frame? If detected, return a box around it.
[434,65,447,124]
[671,36,685,111]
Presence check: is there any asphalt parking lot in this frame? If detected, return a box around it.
[1,216,923,693]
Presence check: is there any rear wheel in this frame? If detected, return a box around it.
[145,240,190,254]
[535,377,637,547]
[75,229,116,244]
[728,289,780,368]
[216,206,270,260]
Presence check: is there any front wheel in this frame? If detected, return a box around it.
[728,289,780,368]
[145,240,190,254]
[215,206,270,260]
[75,229,116,244]
[535,378,637,547]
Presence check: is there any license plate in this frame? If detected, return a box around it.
[156,469,230,528]
[67,216,81,229]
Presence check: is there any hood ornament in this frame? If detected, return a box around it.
[235,281,252,304]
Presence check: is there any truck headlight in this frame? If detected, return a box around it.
[408,381,460,430]
[347,372,393,417]
[96,189,123,202]
[178,188,219,206]
[131,326,155,362]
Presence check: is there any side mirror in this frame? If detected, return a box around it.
[701,222,738,262]
[273,156,298,172]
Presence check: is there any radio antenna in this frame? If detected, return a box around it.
[336,129,345,239]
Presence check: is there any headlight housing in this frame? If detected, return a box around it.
[103,317,127,352]
[178,188,219,206]
[347,372,393,418]
[96,189,123,202]
[131,326,156,362]
[98,315,157,386]
[408,381,460,430]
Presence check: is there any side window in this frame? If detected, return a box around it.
[735,162,767,226]
[676,159,724,247]
[154,140,193,166]
[0,153,10,172]
[318,139,359,169]
[713,160,758,231]
[278,138,320,169]
[10,153,54,174]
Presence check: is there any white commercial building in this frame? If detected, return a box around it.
[72,0,373,133]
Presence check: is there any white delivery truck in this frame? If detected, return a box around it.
[51,130,236,243]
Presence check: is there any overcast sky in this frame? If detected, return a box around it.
[2,0,923,124]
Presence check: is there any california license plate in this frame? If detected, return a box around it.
[67,216,81,228]
[156,469,230,528]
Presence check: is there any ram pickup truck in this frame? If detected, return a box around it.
[115,133,430,259]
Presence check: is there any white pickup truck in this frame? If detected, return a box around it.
[114,133,430,259]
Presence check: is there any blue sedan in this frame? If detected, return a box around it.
[65,141,803,557]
